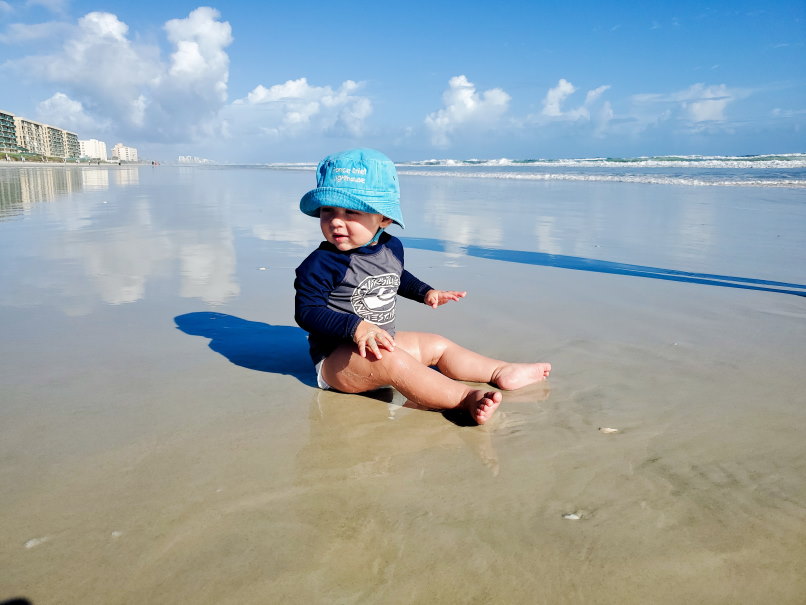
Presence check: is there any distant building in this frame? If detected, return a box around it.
[47,125,67,157]
[1,109,23,154]
[177,155,214,164]
[112,143,138,162]
[14,117,47,155]
[65,131,80,158]
[8,113,79,159]
[79,139,108,160]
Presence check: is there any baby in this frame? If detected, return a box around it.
[294,149,551,424]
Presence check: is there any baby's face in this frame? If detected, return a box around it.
[319,206,392,251]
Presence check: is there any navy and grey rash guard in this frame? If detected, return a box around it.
[294,232,432,364]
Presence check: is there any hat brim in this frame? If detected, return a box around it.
[300,187,405,228]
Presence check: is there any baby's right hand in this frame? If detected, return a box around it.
[424,289,467,308]
[353,321,395,359]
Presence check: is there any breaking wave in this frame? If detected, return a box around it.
[401,154,806,170]
[267,153,806,188]
[396,169,806,188]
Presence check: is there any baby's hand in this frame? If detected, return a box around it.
[353,320,395,359]
[424,289,467,309]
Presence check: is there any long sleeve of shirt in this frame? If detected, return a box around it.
[294,254,361,341]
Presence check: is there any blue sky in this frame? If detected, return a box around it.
[1,0,804,162]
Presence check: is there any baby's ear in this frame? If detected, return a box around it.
[380,216,394,227]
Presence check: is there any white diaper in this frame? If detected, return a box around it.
[315,359,331,390]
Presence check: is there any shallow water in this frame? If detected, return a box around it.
[1,165,805,604]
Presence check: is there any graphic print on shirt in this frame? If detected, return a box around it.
[351,272,400,325]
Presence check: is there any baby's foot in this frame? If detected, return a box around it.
[464,390,502,425]
[492,362,552,391]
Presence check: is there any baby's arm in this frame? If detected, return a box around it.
[424,289,467,308]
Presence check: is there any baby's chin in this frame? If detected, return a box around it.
[330,237,358,250]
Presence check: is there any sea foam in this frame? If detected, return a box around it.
[396,169,806,188]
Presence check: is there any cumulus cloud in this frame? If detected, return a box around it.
[7,7,232,142]
[541,79,611,121]
[632,83,744,127]
[164,8,231,99]
[542,78,576,117]
[230,77,372,138]
[149,7,232,138]
[681,84,732,121]
[425,75,511,147]
[36,92,105,132]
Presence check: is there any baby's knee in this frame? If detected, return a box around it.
[420,332,453,364]
[364,348,424,387]
[378,349,412,376]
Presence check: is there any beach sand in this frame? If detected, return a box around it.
[1,165,804,604]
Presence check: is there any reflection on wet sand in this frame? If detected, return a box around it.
[0,166,240,310]
[0,166,84,218]
[306,382,549,475]
[114,167,140,187]
[0,165,142,220]
[81,167,109,191]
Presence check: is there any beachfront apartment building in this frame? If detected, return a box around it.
[1,110,24,154]
[14,114,79,159]
[112,143,138,162]
[79,138,108,161]
[14,117,47,155]
[59,128,80,159]
[0,109,80,159]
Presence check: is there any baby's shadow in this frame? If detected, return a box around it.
[174,312,315,386]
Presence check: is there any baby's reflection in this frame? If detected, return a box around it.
[302,381,551,479]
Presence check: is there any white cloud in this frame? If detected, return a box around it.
[17,11,162,129]
[425,75,511,147]
[36,92,105,132]
[148,7,232,138]
[231,77,372,138]
[681,84,732,121]
[0,1,12,13]
[542,78,576,117]
[594,100,615,137]
[632,83,743,125]
[585,85,610,107]
[541,79,611,121]
[164,7,231,98]
[7,8,232,142]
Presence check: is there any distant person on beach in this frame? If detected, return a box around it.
[294,148,551,424]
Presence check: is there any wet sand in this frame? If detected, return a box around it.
[1,165,805,604]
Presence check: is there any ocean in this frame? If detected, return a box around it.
[273,153,806,187]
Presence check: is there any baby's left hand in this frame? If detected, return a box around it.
[424,289,467,309]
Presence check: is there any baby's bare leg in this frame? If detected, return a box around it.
[395,331,551,390]
[321,344,501,424]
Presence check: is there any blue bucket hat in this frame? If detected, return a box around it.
[300,148,405,228]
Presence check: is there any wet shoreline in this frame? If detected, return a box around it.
[1,165,805,603]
